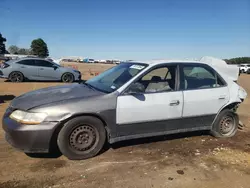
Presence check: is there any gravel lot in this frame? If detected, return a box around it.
[1,63,250,188]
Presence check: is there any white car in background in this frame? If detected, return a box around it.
[240,64,250,73]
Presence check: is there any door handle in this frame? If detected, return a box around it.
[218,95,226,100]
[20,66,26,68]
[40,68,44,70]
[169,100,180,106]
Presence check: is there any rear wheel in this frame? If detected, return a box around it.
[57,116,106,160]
[61,73,74,83]
[9,71,24,82]
[210,109,239,138]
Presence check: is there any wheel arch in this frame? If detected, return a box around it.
[49,113,109,151]
[8,70,24,77]
[62,113,108,127]
[61,72,75,81]
[8,71,25,81]
[211,102,240,126]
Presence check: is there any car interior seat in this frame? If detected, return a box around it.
[145,76,172,92]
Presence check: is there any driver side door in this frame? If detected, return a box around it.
[116,64,184,138]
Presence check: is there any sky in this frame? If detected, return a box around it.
[0,0,249,60]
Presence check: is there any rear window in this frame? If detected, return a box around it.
[4,60,15,64]
[17,59,36,66]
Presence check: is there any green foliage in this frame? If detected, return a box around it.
[8,45,19,54]
[18,48,30,55]
[0,33,7,55]
[8,45,30,55]
[30,38,49,58]
[224,57,250,64]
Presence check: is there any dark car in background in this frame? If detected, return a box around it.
[0,58,81,82]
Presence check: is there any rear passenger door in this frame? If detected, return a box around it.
[36,60,61,80]
[16,59,39,80]
[180,63,229,128]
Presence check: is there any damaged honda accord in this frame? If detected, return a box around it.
[2,56,247,160]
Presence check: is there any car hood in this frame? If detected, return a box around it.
[10,83,104,110]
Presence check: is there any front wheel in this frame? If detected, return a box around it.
[210,109,239,138]
[61,73,74,83]
[57,116,106,160]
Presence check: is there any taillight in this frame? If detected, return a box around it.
[0,63,10,69]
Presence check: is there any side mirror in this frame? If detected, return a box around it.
[126,82,145,94]
[52,65,58,70]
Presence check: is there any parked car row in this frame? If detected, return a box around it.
[80,58,120,64]
[0,58,81,82]
[239,64,250,74]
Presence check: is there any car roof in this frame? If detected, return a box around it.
[122,56,232,67]
[14,57,50,61]
[123,56,240,82]
[122,59,209,66]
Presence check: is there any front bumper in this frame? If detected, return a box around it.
[2,111,59,153]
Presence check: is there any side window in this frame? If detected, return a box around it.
[17,60,36,66]
[141,67,169,81]
[36,60,53,67]
[134,65,177,93]
[182,65,225,90]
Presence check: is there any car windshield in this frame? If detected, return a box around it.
[53,62,62,67]
[85,62,148,93]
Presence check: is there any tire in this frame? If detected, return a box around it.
[210,109,239,138]
[61,73,74,83]
[9,71,24,82]
[57,116,106,160]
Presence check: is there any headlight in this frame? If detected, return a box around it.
[10,110,47,124]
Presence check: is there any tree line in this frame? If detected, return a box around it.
[224,57,250,64]
[0,32,49,58]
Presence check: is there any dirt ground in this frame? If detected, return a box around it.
[1,63,250,188]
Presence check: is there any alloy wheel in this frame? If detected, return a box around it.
[10,72,23,82]
[62,73,73,83]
